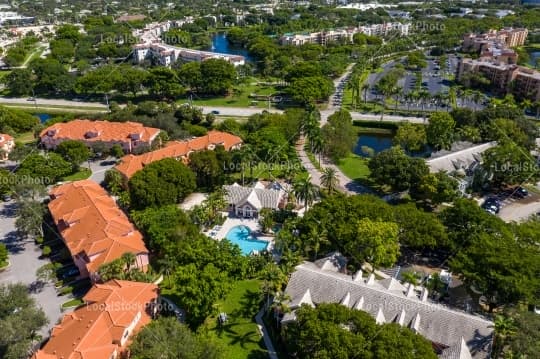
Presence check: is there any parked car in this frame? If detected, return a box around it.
[511,186,529,199]
[60,267,80,279]
[2,194,11,202]
[482,197,501,214]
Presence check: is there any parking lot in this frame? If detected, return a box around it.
[480,188,540,222]
[364,54,485,112]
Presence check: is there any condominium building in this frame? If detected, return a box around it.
[134,43,245,67]
[40,120,161,153]
[279,23,410,46]
[115,130,243,180]
[132,19,245,67]
[48,180,150,282]
[462,28,528,53]
[33,280,159,359]
[457,59,540,101]
[0,133,14,160]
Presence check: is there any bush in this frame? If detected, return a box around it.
[58,286,73,296]
[42,245,51,257]
[0,243,8,267]
[35,236,44,245]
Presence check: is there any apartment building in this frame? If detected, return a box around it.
[40,120,161,153]
[457,59,540,101]
[134,42,245,67]
[33,280,159,359]
[0,133,14,160]
[462,28,528,53]
[48,180,150,282]
[133,18,245,67]
[279,23,410,46]
[115,130,242,180]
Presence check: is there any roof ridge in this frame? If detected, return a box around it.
[298,264,493,324]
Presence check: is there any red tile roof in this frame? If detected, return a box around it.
[115,130,242,179]
[48,180,148,275]
[33,280,158,359]
[40,119,160,145]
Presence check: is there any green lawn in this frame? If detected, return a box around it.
[63,168,91,181]
[337,153,371,181]
[179,81,281,109]
[205,279,267,359]
[61,298,84,309]
[14,131,35,144]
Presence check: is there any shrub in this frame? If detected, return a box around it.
[42,245,51,257]
[58,286,73,296]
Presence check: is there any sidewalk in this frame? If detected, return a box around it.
[255,309,279,359]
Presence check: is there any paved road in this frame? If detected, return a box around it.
[0,201,62,337]
[327,63,355,111]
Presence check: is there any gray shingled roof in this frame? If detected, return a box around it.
[426,142,496,173]
[224,183,283,210]
[283,261,493,358]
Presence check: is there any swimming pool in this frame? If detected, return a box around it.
[225,225,269,255]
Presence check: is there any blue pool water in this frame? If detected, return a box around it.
[225,225,269,255]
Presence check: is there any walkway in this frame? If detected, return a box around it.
[255,309,279,359]
[296,136,371,195]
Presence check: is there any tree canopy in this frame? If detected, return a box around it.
[128,158,196,209]
[0,283,48,359]
[284,303,437,359]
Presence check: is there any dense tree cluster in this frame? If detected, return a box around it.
[0,283,48,359]
[128,158,196,209]
[131,205,255,327]
[130,317,224,359]
[284,303,437,359]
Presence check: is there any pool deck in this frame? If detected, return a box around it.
[206,214,274,250]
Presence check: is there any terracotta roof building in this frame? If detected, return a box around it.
[33,280,159,359]
[48,180,149,281]
[40,120,161,153]
[115,130,242,179]
[0,133,14,160]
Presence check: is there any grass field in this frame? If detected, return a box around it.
[15,131,35,144]
[205,279,267,359]
[337,153,371,181]
[63,168,91,181]
[179,81,281,108]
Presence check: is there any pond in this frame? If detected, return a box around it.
[34,113,51,123]
[209,33,253,62]
[528,51,540,68]
[353,132,393,157]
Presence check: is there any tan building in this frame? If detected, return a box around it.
[511,67,540,101]
[457,58,540,101]
[0,133,14,160]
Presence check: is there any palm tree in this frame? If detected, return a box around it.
[121,252,136,272]
[448,87,457,110]
[240,144,257,182]
[361,83,370,104]
[293,174,319,211]
[348,74,361,109]
[309,131,324,167]
[157,256,175,288]
[418,89,430,122]
[320,167,339,194]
